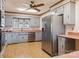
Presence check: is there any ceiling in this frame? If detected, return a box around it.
[5,0,62,15]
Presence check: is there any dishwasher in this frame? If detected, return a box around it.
[28,32,35,42]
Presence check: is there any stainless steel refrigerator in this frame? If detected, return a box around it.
[0,11,1,52]
[42,14,65,56]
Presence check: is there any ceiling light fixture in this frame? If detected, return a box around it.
[26,8,38,12]
[17,8,26,11]
[17,8,38,13]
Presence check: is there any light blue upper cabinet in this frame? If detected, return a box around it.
[12,18,19,28]
[1,0,5,27]
[1,0,5,13]
[5,32,12,44]
[5,16,13,27]
[63,2,75,25]
[30,17,40,28]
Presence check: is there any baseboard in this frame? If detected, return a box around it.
[42,49,53,57]
[0,42,8,58]
[28,40,41,42]
[8,40,42,45]
[35,40,42,42]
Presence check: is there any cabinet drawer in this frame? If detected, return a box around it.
[18,32,28,35]
[5,32,13,44]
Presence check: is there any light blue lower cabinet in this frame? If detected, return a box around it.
[5,32,13,44]
[5,32,28,44]
[18,32,28,43]
[12,32,19,44]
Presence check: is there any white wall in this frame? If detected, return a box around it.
[65,25,75,34]
[74,0,79,32]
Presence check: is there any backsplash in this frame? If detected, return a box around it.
[65,25,75,34]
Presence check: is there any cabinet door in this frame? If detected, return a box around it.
[69,2,75,24]
[58,37,65,55]
[5,32,18,44]
[18,32,28,43]
[1,32,6,46]
[36,32,42,41]
[5,32,12,44]
[64,3,69,24]
[30,18,40,28]
[5,16,13,27]
[1,0,5,15]
[64,2,75,25]
[12,19,19,28]
[12,32,19,43]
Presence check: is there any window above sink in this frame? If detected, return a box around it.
[12,17,30,29]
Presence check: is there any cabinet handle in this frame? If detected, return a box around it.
[68,16,69,19]
[62,44,63,49]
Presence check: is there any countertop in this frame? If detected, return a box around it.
[0,27,42,32]
[58,32,79,40]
